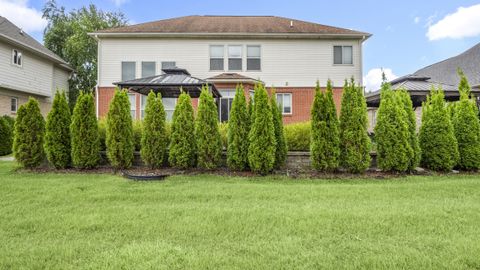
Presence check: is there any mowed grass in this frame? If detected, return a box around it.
[0,161,480,269]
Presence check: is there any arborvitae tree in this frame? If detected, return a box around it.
[196,86,222,169]
[339,78,371,173]
[141,91,168,169]
[419,87,459,171]
[270,89,288,168]
[169,91,196,168]
[13,98,45,168]
[398,89,421,170]
[106,89,134,169]
[70,91,100,169]
[227,84,250,170]
[452,71,480,170]
[0,117,13,156]
[374,83,413,172]
[311,80,340,171]
[44,91,71,169]
[248,84,276,174]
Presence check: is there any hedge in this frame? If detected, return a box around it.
[284,121,310,151]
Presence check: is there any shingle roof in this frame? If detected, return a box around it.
[0,16,71,69]
[94,15,370,38]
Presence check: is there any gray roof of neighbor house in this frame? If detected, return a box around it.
[206,73,263,84]
[0,16,72,70]
[91,15,371,39]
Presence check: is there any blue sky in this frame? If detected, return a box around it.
[2,0,480,90]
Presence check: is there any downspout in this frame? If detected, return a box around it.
[95,34,100,118]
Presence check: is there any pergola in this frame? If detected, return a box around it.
[114,68,221,98]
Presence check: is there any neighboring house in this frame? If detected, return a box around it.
[366,42,480,132]
[0,16,72,117]
[91,15,370,123]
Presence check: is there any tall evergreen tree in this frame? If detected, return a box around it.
[248,84,276,174]
[311,80,340,171]
[70,91,100,169]
[270,89,288,168]
[106,89,134,169]
[44,91,71,169]
[0,117,13,156]
[196,86,222,169]
[452,71,480,170]
[397,89,421,170]
[13,98,45,168]
[419,86,459,171]
[227,84,250,170]
[339,78,371,173]
[169,91,196,168]
[141,91,168,169]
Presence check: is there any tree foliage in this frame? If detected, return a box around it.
[106,89,134,169]
[13,98,45,168]
[248,84,276,174]
[270,89,288,168]
[70,91,100,168]
[44,91,71,168]
[169,92,197,169]
[310,80,340,171]
[141,91,168,169]
[0,117,13,156]
[419,87,459,171]
[397,89,421,170]
[339,78,371,173]
[227,84,250,170]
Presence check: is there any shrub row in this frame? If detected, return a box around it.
[0,115,14,156]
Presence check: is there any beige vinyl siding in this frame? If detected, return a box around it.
[53,67,70,93]
[98,38,363,88]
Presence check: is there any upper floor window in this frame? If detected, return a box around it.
[12,49,22,66]
[333,46,353,65]
[128,93,136,119]
[247,45,261,71]
[162,61,176,70]
[141,62,155,77]
[11,97,18,113]
[276,93,292,114]
[210,45,224,71]
[122,62,136,81]
[228,45,242,71]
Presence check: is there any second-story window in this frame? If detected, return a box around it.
[142,62,155,77]
[333,46,353,65]
[228,45,242,71]
[12,49,22,66]
[122,62,136,81]
[247,45,261,71]
[210,45,224,71]
[162,61,176,70]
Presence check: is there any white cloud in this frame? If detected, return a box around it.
[111,0,129,7]
[363,68,398,92]
[427,4,480,40]
[414,16,421,24]
[0,0,47,33]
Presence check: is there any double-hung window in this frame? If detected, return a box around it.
[276,93,292,114]
[140,95,147,119]
[228,45,242,71]
[218,90,235,122]
[11,97,18,113]
[128,94,136,119]
[163,98,176,121]
[141,62,156,77]
[247,45,261,71]
[333,46,353,65]
[122,61,136,81]
[12,49,22,66]
[210,45,224,71]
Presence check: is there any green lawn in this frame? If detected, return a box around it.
[1,161,480,269]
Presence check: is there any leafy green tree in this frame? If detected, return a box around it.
[339,78,371,173]
[2,115,15,130]
[398,89,421,170]
[248,84,276,174]
[196,86,222,169]
[452,71,480,170]
[13,98,45,168]
[44,91,71,169]
[70,91,100,169]
[311,80,340,171]
[270,89,288,168]
[227,84,250,170]
[42,0,127,107]
[0,117,13,156]
[169,92,196,169]
[419,86,459,171]
[141,91,168,169]
[374,84,413,172]
[106,89,134,169]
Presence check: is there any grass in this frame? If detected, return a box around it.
[0,161,480,269]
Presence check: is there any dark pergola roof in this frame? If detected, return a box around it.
[114,68,220,98]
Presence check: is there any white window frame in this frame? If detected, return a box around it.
[12,49,22,67]
[246,45,261,71]
[218,89,236,122]
[228,45,243,71]
[128,93,137,119]
[11,97,18,113]
[163,98,177,122]
[140,94,147,120]
[209,45,225,71]
[276,93,292,115]
[141,61,156,78]
[333,45,353,65]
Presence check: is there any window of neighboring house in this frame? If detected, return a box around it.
[140,94,147,119]
[161,61,176,70]
[11,97,18,113]
[218,90,236,122]
[371,110,377,127]
[12,49,22,66]
[210,45,224,71]
[122,61,136,81]
[142,62,156,77]
[228,45,242,71]
[247,45,261,71]
[249,90,255,102]
[163,98,177,121]
[128,93,136,119]
[276,93,292,114]
[333,45,353,65]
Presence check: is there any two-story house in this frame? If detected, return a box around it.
[0,16,71,116]
[91,15,370,123]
